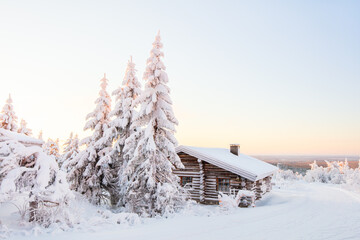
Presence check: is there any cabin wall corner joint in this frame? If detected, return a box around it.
[198,159,205,203]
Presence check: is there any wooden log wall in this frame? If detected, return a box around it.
[173,152,201,201]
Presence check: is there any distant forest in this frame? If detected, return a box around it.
[254,155,359,175]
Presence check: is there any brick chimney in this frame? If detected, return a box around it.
[230,144,240,156]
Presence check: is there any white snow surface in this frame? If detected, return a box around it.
[0,128,43,146]
[176,145,278,181]
[2,181,360,240]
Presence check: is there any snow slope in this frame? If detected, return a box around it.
[4,181,360,240]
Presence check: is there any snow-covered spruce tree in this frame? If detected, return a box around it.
[18,119,32,136]
[65,74,113,205]
[63,132,74,157]
[123,32,186,217]
[0,129,73,226]
[105,57,142,207]
[0,94,18,132]
[43,138,60,163]
[59,132,79,169]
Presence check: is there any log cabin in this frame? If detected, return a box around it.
[174,144,278,207]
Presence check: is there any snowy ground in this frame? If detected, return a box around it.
[2,181,360,240]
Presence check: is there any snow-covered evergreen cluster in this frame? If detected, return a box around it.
[304,160,360,187]
[275,160,360,192]
[63,32,185,216]
[0,32,186,232]
[61,32,185,216]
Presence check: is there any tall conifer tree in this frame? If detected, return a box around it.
[60,132,80,169]
[123,32,185,216]
[0,95,18,131]
[66,74,113,204]
[104,57,142,206]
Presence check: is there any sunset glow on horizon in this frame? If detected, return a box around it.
[0,1,359,155]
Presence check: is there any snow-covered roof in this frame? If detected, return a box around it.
[176,145,278,181]
[0,128,44,146]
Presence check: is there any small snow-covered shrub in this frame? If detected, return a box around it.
[273,169,302,188]
[218,190,255,210]
[346,168,360,186]
[218,192,238,209]
[275,169,301,181]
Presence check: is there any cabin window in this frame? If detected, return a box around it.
[217,178,230,192]
[181,176,193,188]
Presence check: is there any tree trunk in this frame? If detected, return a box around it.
[29,200,38,222]
[110,192,120,208]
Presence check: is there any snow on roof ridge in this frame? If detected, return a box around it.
[176,145,278,181]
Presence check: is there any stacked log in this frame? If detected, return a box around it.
[173,153,201,200]
[254,180,263,200]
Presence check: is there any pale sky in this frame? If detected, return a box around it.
[0,0,359,155]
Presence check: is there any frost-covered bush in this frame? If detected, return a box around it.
[303,161,330,183]
[0,129,74,227]
[218,190,255,210]
[305,160,346,184]
[275,169,302,181]
[346,167,360,187]
[273,168,302,188]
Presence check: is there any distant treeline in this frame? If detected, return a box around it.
[256,157,360,175]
